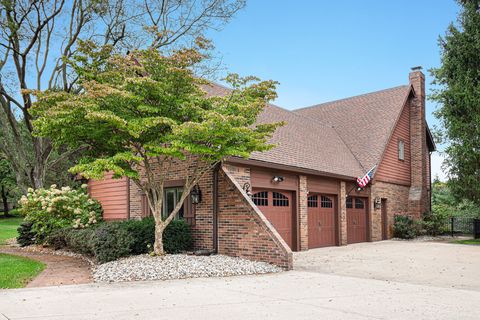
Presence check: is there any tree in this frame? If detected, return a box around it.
[31,43,282,255]
[430,0,480,205]
[0,157,17,216]
[0,0,245,192]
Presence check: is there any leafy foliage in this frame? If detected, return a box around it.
[18,185,102,243]
[393,215,418,239]
[432,179,480,219]
[32,43,281,254]
[17,221,36,247]
[0,158,19,215]
[430,0,480,204]
[47,218,192,263]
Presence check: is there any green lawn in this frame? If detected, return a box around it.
[0,216,23,245]
[0,253,45,288]
[452,239,480,245]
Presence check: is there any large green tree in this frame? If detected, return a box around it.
[32,43,282,255]
[0,0,245,192]
[0,157,17,216]
[430,0,480,204]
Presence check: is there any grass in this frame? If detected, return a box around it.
[452,239,480,245]
[0,216,23,245]
[0,253,45,288]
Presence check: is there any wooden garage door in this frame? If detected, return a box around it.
[308,194,337,248]
[252,189,293,248]
[347,197,368,244]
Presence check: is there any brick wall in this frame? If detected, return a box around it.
[219,166,293,269]
[128,157,214,251]
[298,175,308,250]
[370,181,410,240]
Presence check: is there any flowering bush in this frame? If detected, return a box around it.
[18,184,102,243]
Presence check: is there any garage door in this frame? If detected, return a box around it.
[252,189,293,248]
[347,197,368,244]
[308,194,337,248]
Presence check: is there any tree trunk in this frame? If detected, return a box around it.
[1,185,9,217]
[153,220,165,255]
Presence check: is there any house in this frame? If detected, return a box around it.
[88,68,435,269]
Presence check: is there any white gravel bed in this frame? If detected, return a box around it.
[93,254,282,283]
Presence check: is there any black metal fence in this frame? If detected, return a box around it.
[448,217,480,238]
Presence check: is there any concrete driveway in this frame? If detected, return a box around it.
[1,240,479,320]
[294,240,480,291]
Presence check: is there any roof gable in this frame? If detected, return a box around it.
[295,86,412,171]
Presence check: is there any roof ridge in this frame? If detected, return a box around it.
[295,85,409,112]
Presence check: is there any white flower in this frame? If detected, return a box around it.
[81,184,88,189]
[50,184,57,189]
[27,187,34,193]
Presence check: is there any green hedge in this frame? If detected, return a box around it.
[47,218,192,263]
[393,215,418,239]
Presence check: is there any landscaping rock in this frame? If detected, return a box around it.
[93,254,282,283]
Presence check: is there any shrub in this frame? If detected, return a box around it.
[91,223,134,263]
[118,216,155,254]
[17,221,36,247]
[65,228,96,255]
[17,184,102,243]
[420,211,449,236]
[393,215,418,239]
[163,219,193,254]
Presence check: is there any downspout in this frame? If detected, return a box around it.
[212,163,221,254]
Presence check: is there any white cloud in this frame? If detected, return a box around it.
[430,152,448,182]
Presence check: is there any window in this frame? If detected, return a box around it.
[398,140,405,161]
[308,195,318,208]
[355,198,364,209]
[252,191,268,206]
[320,196,333,208]
[346,197,353,208]
[163,187,184,219]
[273,192,289,206]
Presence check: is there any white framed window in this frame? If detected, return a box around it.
[398,140,405,161]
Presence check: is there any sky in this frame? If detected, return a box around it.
[206,0,461,181]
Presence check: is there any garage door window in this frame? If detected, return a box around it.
[273,192,289,206]
[308,195,318,208]
[346,197,353,208]
[252,191,268,206]
[355,198,364,209]
[321,196,333,208]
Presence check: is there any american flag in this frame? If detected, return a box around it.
[356,165,377,188]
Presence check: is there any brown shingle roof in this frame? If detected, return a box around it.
[251,104,364,178]
[295,86,412,171]
[202,82,412,179]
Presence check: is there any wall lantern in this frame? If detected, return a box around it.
[374,197,381,209]
[242,182,252,197]
[272,176,285,183]
[191,185,202,205]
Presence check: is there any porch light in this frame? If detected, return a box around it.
[242,183,252,197]
[272,176,284,183]
[190,185,202,205]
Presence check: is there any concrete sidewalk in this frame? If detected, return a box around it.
[1,271,479,320]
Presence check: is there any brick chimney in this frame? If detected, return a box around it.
[408,67,428,217]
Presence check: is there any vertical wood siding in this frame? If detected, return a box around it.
[375,102,411,185]
[88,172,129,220]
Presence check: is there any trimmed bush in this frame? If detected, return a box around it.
[420,211,449,236]
[17,221,36,247]
[163,219,193,254]
[17,185,102,243]
[393,215,418,239]
[91,223,134,263]
[118,216,155,254]
[44,218,192,263]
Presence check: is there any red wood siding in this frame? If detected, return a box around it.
[375,102,411,185]
[307,176,339,194]
[88,172,129,220]
[251,169,298,191]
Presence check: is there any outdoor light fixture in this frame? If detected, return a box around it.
[374,197,382,209]
[242,183,252,197]
[272,176,285,183]
[190,185,202,205]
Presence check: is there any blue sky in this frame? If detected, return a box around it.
[207,0,460,180]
